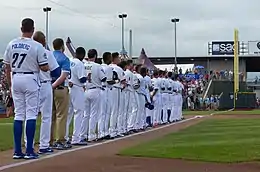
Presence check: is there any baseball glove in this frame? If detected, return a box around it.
[5,95,13,107]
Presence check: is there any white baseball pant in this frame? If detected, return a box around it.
[39,81,53,149]
[15,74,40,150]
[98,87,108,138]
[152,93,161,125]
[85,88,101,141]
[172,93,179,121]
[127,91,138,131]
[137,93,146,129]
[161,93,169,123]
[65,86,85,144]
[109,87,120,137]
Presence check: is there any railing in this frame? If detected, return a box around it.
[203,78,213,99]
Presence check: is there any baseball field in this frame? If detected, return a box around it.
[0,110,260,172]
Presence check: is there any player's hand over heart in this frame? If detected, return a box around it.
[68,82,73,88]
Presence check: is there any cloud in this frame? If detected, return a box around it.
[0,0,260,58]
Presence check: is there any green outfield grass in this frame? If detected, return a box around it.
[0,117,73,151]
[183,109,260,116]
[119,118,260,163]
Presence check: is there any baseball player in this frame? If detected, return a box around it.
[84,49,106,142]
[99,52,114,139]
[117,61,128,135]
[176,78,184,120]
[160,71,169,124]
[4,18,49,159]
[65,47,87,145]
[144,69,152,127]
[132,67,141,131]
[172,75,179,122]
[80,57,89,142]
[32,31,59,154]
[134,65,146,130]
[150,71,161,126]
[167,72,174,123]
[124,60,138,133]
[109,52,124,138]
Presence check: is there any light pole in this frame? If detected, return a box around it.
[43,7,52,49]
[118,13,127,58]
[171,18,180,73]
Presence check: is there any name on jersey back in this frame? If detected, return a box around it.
[12,43,30,51]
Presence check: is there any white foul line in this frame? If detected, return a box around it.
[0,115,203,171]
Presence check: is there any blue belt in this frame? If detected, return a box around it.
[13,72,34,75]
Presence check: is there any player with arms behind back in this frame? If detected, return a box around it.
[3,18,49,159]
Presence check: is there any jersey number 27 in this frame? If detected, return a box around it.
[12,53,27,68]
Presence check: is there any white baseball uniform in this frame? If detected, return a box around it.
[98,63,113,138]
[132,72,140,130]
[4,37,48,155]
[109,64,124,137]
[125,69,138,132]
[79,59,89,141]
[37,49,59,150]
[161,78,169,123]
[177,81,184,120]
[65,58,86,144]
[171,80,179,121]
[119,69,127,135]
[135,73,146,129]
[84,61,106,141]
[151,77,161,125]
[144,75,152,125]
[167,78,174,122]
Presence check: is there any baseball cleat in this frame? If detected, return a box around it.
[13,152,25,159]
[38,147,54,154]
[24,153,39,160]
[72,140,88,146]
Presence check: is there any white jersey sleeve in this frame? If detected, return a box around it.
[98,65,106,81]
[77,61,86,80]
[46,50,59,71]
[37,44,48,66]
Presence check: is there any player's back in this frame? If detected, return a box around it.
[167,78,174,93]
[70,58,85,87]
[101,64,113,84]
[85,61,104,88]
[160,78,168,91]
[110,64,125,88]
[124,69,134,88]
[135,73,145,94]
[6,37,45,73]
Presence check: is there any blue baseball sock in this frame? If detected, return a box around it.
[146,116,152,126]
[13,120,23,154]
[161,110,163,122]
[25,119,36,154]
[167,109,171,122]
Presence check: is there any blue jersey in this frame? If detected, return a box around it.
[51,50,70,86]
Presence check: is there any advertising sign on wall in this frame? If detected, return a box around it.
[211,41,237,55]
[248,41,260,55]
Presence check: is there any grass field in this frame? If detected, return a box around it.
[0,109,260,153]
[183,109,260,116]
[0,117,73,151]
[119,118,260,163]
